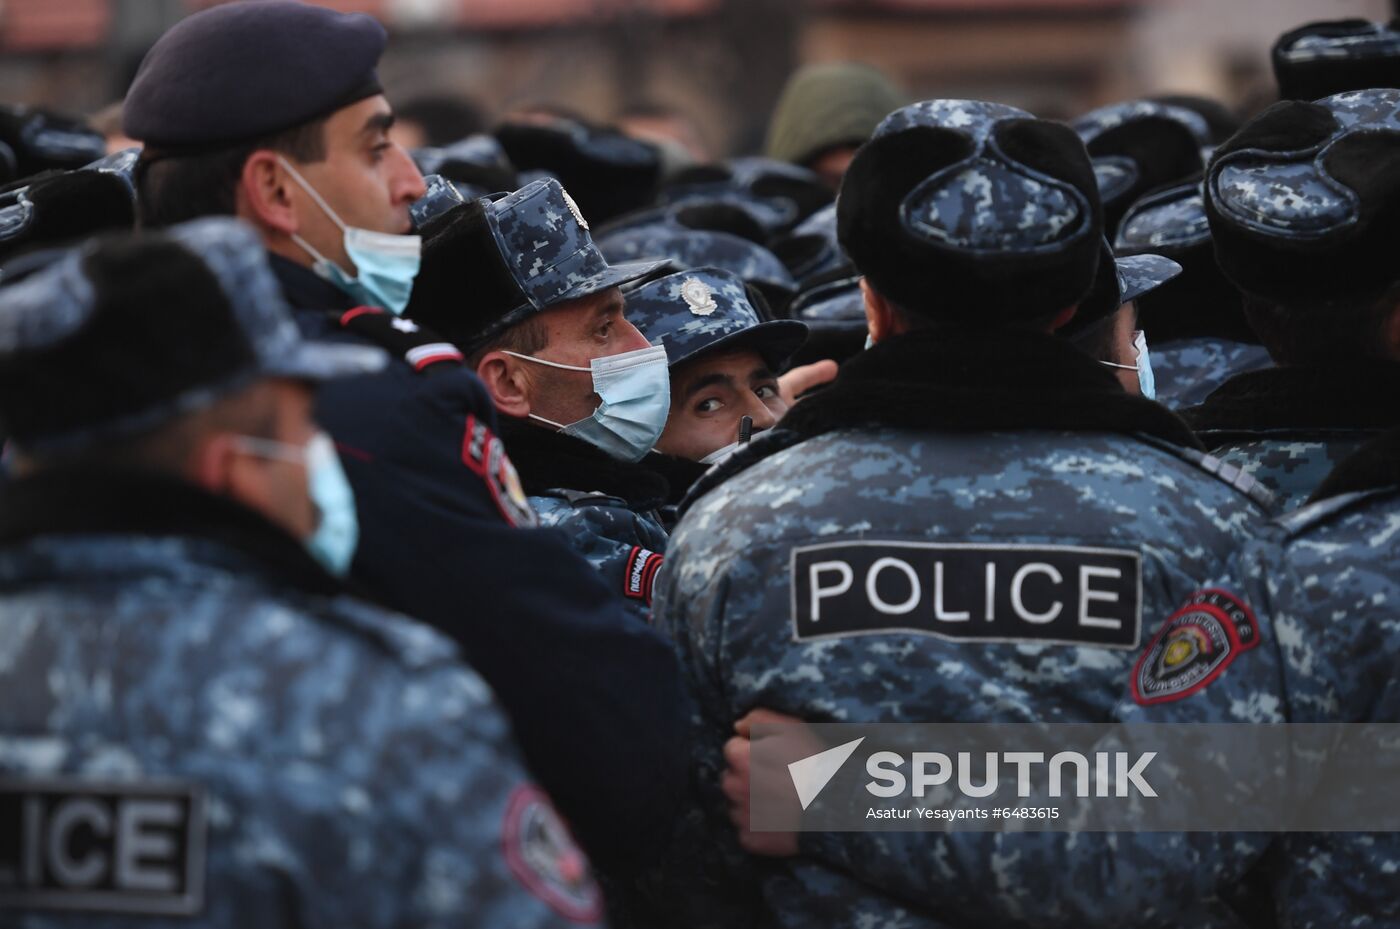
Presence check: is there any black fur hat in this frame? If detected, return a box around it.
[1205,88,1400,307]
[1273,19,1400,102]
[495,118,662,225]
[837,100,1102,326]
[0,170,135,266]
[0,106,106,184]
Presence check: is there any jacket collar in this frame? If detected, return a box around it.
[498,416,670,510]
[779,328,1201,446]
[642,451,710,509]
[1185,361,1400,435]
[1309,426,1400,501]
[0,467,346,599]
[679,328,1202,517]
[268,252,357,313]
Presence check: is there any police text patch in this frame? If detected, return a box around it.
[0,780,205,916]
[790,541,1142,648]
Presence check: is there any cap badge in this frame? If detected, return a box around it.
[561,189,589,231]
[681,277,718,316]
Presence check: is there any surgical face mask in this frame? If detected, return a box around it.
[1100,329,1156,401]
[502,344,671,462]
[233,431,360,577]
[278,156,421,316]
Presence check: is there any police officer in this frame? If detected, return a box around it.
[0,219,602,928]
[624,267,807,518]
[1113,180,1273,409]
[407,178,676,613]
[121,0,689,878]
[1184,87,1400,508]
[650,99,1277,928]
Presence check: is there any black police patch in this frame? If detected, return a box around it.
[0,780,205,916]
[1132,588,1259,705]
[790,541,1141,648]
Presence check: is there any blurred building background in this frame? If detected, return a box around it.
[0,0,1395,156]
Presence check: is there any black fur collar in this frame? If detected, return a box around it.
[0,466,346,598]
[1185,362,1400,434]
[1310,427,1400,502]
[679,328,1202,517]
[778,328,1202,446]
[642,452,710,508]
[498,415,670,510]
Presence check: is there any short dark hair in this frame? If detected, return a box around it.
[1242,280,1400,366]
[466,316,550,370]
[135,118,328,229]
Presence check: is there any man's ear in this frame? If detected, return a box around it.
[188,432,238,496]
[1047,305,1079,333]
[476,352,534,418]
[237,150,299,236]
[861,278,898,343]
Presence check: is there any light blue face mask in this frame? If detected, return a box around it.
[1101,329,1156,401]
[279,156,421,316]
[234,432,360,577]
[504,344,671,463]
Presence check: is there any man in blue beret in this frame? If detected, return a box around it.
[122,0,689,884]
[0,218,601,928]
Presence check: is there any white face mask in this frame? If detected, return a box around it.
[502,344,671,462]
[278,156,421,316]
[1100,329,1156,400]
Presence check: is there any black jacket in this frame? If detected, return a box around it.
[272,255,689,873]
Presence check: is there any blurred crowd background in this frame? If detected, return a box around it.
[1,0,1396,162]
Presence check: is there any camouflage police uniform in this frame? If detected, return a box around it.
[1187,89,1400,510]
[0,219,602,928]
[650,100,1279,929]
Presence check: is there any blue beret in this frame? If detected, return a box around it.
[124,0,386,149]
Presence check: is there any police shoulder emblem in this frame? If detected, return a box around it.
[560,189,589,231]
[1132,588,1260,705]
[462,414,538,528]
[502,785,602,922]
[680,277,718,316]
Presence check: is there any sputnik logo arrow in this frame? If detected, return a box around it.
[787,737,865,811]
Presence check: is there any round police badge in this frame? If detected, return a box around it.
[681,277,718,316]
[502,785,602,922]
[561,188,589,231]
[1132,589,1259,705]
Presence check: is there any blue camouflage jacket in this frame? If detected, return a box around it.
[1151,336,1272,410]
[652,331,1279,929]
[0,469,603,928]
[500,417,671,616]
[1184,361,1400,510]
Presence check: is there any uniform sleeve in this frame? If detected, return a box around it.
[319,368,690,875]
[532,497,669,620]
[366,662,606,928]
[644,549,769,927]
[788,541,1292,928]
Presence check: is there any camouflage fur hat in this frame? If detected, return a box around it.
[837,99,1103,325]
[1204,87,1400,306]
[1273,19,1400,102]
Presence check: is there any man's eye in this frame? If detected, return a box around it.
[371,142,391,161]
[755,384,779,400]
[597,323,613,339]
[696,398,723,414]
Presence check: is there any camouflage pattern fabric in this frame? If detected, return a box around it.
[531,492,669,621]
[0,511,603,927]
[1152,338,1273,410]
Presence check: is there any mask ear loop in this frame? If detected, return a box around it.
[276,155,355,275]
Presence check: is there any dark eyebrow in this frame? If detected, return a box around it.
[594,291,625,321]
[362,111,396,137]
[748,366,777,383]
[684,371,735,400]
